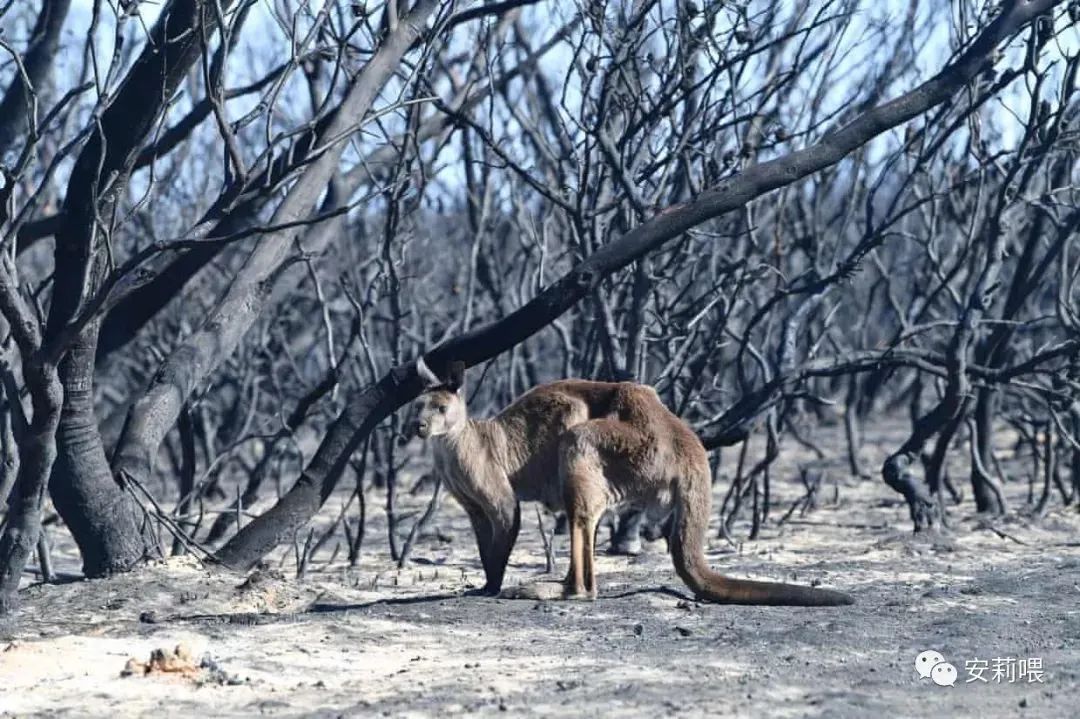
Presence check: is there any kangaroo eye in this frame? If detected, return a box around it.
[438,406,447,414]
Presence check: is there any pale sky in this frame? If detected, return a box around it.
[9,1,1079,195]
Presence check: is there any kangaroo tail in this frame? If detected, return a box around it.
[670,470,853,607]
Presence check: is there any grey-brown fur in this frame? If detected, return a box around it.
[410,359,852,606]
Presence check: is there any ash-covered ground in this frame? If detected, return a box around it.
[3,421,1078,718]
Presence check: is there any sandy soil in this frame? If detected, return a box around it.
[2,420,1079,718]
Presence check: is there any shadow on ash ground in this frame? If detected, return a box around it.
[2,422,1079,718]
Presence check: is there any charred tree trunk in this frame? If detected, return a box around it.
[48,322,152,576]
[0,377,20,509]
[171,404,197,556]
[0,361,61,614]
[36,0,239,575]
[0,253,63,612]
[970,389,1007,513]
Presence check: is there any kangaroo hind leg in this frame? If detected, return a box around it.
[560,428,615,600]
[560,418,656,599]
[563,470,605,599]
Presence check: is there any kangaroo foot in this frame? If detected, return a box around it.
[563,587,598,601]
[498,581,565,601]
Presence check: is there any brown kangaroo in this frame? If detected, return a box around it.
[408,359,852,606]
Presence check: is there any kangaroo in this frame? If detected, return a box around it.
[407,358,852,606]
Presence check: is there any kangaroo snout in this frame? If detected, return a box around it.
[399,420,427,445]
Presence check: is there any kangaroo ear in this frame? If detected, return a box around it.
[416,356,442,389]
[446,360,466,392]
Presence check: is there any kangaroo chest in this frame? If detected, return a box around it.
[433,438,513,509]
[432,434,562,511]
[433,442,472,497]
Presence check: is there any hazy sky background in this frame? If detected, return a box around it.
[47,2,1063,145]
[7,1,1079,202]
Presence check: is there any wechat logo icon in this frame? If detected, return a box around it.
[915,649,957,687]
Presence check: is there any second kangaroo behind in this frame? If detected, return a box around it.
[407,359,852,607]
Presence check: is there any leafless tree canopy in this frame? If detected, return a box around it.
[1,0,1078,612]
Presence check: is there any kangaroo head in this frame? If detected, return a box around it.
[411,357,467,439]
